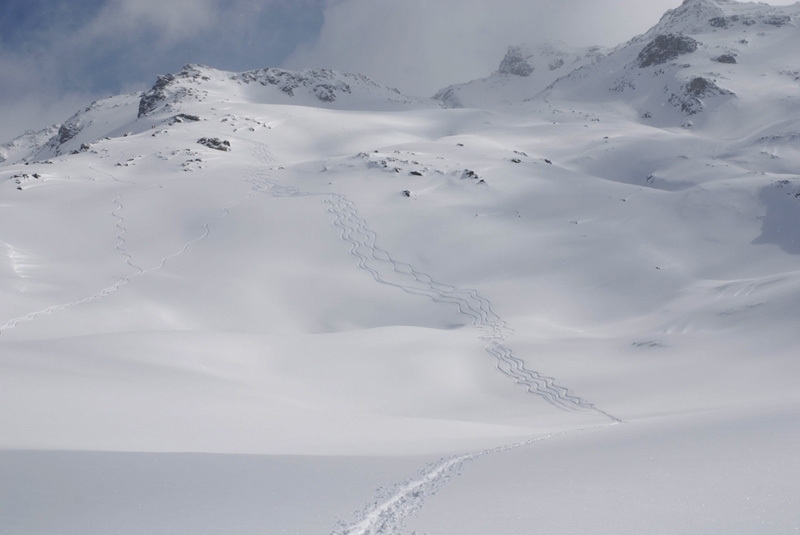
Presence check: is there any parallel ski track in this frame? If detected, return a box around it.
[2,137,622,535]
[245,142,622,535]
[0,168,252,334]
[246,142,616,420]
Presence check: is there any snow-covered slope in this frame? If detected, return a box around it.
[434,42,606,108]
[544,0,800,129]
[0,125,60,165]
[17,64,439,162]
[138,64,440,118]
[2,2,800,534]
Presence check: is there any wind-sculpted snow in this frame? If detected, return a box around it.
[0,167,251,334]
[245,143,617,420]
[239,141,627,535]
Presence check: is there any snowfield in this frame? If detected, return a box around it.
[2,0,800,533]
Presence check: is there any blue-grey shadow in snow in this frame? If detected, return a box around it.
[753,182,800,255]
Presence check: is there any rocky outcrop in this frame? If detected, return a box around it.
[235,68,359,102]
[431,87,463,108]
[497,46,534,77]
[669,76,734,114]
[138,74,176,118]
[197,137,231,151]
[713,54,737,64]
[764,14,791,26]
[636,34,699,68]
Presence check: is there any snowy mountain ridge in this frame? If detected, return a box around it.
[542,0,800,129]
[2,1,800,534]
[0,125,60,165]
[434,42,607,108]
[644,0,794,37]
[10,64,440,162]
[137,63,437,119]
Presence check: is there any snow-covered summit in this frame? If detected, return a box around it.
[645,0,794,37]
[3,1,800,533]
[430,0,799,124]
[138,63,438,118]
[540,0,800,129]
[12,64,439,162]
[434,42,606,108]
[0,125,60,165]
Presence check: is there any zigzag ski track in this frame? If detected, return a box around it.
[244,142,623,535]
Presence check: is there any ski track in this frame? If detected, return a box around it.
[1,139,624,535]
[0,170,253,335]
[331,425,616,535]
[244,141,622,535]
[245,143,616,420]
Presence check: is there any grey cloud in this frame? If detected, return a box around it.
[0,0,324,141]
[287,0,687,96]
[287,0,800,96]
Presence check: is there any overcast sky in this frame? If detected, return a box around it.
[1,0,796,141]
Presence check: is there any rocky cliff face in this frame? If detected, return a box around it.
[635,34,699,68]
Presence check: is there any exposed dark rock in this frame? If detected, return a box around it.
[236,68,354,103]
[57,122,81,145]
[70,143,91,155]
[498,46,534,77]
[172,113,201,123]
[709,16,729,28]
[669,77,734,114]
[713,54,737,64]
[138,74,176,118]
[764,15,791,26]
[432,87,463,108]
[314,84,339,102]
[686,77,710,97]
[636,34,699,68]
[709,15,740,28]
[402,190,412,197]
[409,171,423,176]
[197,137,231,151]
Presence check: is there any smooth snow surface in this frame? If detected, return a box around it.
[3,3,800,532]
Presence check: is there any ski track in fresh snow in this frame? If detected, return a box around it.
[2,137,623,535]
[0,171,254,334]
[331,425,618,535]
[243,142,622,534]
[246,142,617,420]
[111,192,145,274]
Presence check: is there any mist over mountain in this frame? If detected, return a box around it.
[2,1,800,534]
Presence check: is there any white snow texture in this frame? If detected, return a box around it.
[1,1,799,533]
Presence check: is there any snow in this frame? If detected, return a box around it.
[2,2,800,533]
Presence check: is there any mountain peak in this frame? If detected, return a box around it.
[646,0,795,36]
[434,41,605,108]
[136,65,435,119]
[649,0,729,35]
